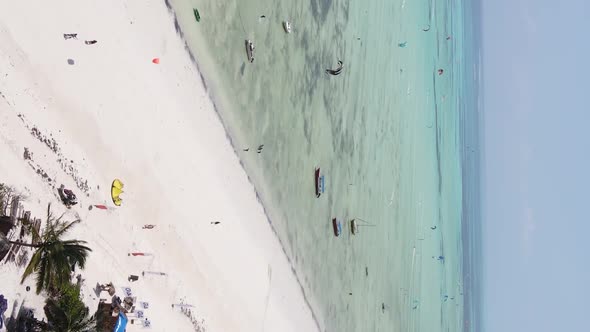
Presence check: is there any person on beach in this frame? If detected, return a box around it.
[211,221,221,225]
[142,224,156,229]
[257,144,264,153]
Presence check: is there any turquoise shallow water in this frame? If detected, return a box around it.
[165,0,479,330]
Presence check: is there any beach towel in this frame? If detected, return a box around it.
[0,294,7,329]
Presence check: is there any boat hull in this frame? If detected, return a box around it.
[350,219,357,235]
[245,40,254,63]
[332,218,341,237]
[282,21,292,33]
[315,168,324,197]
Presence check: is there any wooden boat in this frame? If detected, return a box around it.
[282,21,292,33]
[314,168,325,197]
[332,218,342,237]
[193,8,201,22]
[245,39,255,63]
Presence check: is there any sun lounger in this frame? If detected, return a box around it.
[123,296,136,311]
[122,287,132,297]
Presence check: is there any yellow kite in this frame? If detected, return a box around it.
[111,179,124,206]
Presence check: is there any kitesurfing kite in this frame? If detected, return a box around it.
[111,179,124,206]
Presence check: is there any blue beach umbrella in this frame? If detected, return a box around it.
[113,312,128,332]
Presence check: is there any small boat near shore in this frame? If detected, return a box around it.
[282,21,292,33]
[332,218,342,237]
[193,8,200,22]
[350,218,375,235]
[315,167,325,197]
[245,39,255,63]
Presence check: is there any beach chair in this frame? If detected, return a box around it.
[122,287,132,297]
[123,296,136,311]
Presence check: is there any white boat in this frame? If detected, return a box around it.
[314,167,325,197]
[350,218,375,235]
[282,21,292,34]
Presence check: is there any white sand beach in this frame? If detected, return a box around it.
[0,0,318,331]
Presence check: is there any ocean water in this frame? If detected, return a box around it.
[164,0,480,330]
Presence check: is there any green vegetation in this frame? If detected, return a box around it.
[2,183,96,331]
[41,282,95,332]
[9,204,92,294]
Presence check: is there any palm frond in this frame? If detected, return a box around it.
[29,220,42,245]
[21,248,43,284]
[52,218,80,238]
[35,251,48,294]
[63,244,91,269]
[44,297,69,331]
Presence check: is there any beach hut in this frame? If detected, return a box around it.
[113,312,128,332]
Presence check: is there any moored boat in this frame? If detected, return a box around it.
[245,39,255,63]
[350,219,358,235]
[193,8,201,22]
[332,218,342,237]
[282,21,292,33]
[350,218,375,235]
[315,167,325,197]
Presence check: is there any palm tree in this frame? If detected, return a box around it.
[9,204,92,294]
[43,298,95,332]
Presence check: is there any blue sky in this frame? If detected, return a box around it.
[481,0,590,331]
